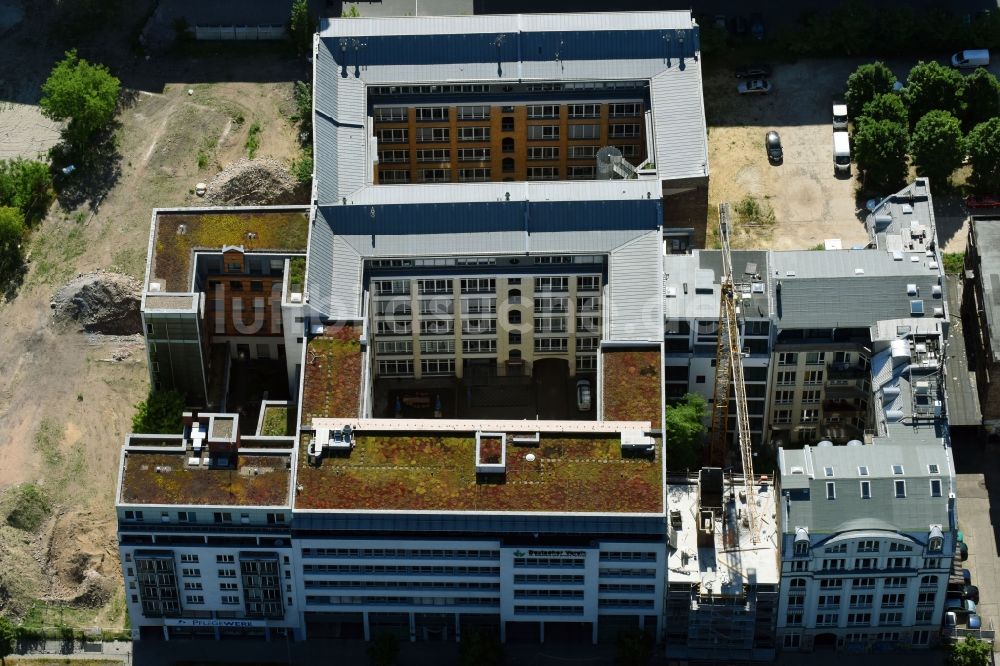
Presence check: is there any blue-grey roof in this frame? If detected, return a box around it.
[306,197,662,323]
[314,11,708,203]
[771,250,944,329]
[779,443,953,534]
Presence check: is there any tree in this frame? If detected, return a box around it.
[853,118,909,188]
[967,117,1000,194]
[39,50,120,148]
[459,630,503,666]
[910,110,965,188]
[132,390,185,434]
[0,207,25,289]
[367,632,399,666]
[902,60,965,127]
[615,629,653,666]
[860,93,908,127]
[664,393,706,471]
[289,0,315,56]
[0,159,54,226]
[961,68,1000,132]
[845,62,896,118]
[0,616,15,665]
[948,636,993,666]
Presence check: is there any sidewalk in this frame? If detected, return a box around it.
[12,640,131,663]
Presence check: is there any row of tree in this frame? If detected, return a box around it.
[846,61,1000,192]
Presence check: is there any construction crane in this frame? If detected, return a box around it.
[708,203,759,543]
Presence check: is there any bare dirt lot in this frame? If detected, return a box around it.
[704,58,870,250]
[0,3,307,630]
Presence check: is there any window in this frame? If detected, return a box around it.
[820,578,843,588]
[928,464,940,474]
[419,168,450,183]
[218,568,237,578]
[777,371,796,385]
[801,409,819,423]
[857,539,879,553]
[508,332,521,345]
[576,356,596,372]
[527,166,559,180]
[920,575,938,588]
[377,128,408,143]
[213,512,232,524]
[787,594,805,608]
[775,390,794,405]
[374,107,407,122]
[568,165,596,179]
[416,127,449,143]
[793,539,809,556]
[847,612,871,626]
[824,543,846,554]
[892,465,904,475]
[801,390,821,404]
[608,123,640,138]
[884,577,907,588]
[917,592,936,606]
[528,126,559,140]
[459,168,491,182]
[773,410,791,424]
[183,582,202,590]
[461,278,495,294]
[457,105,490,120]
[535,277,569,293]
[535,338,568,353]
[378,149,409,163]
[806,352,826,365]
[804,370,823,384]
[822,558,845,570]
[858,465,869,476]
[878,611,903,625]
[568,124,599,140]
[458,147,490,162]
[421,358,455,375]
[577,276,600,291]
[376,340,413,355]
[216,555,235,564]
[420,340,455,355]
[850,594,873,608]
[815,612,839,626]
[376,320,412,336]
[220,582,238,591]
[790,561,808,572]
[824,466,835,477]
[221,595,241,605]
[887,557,910,569]
[458,127,490,142]
[416,149,450,163]
[527,105,560,119]
[576,316,600,333]
[888,543,912,552]
[376,173,413,191]
[180,554,199,563]
[778,352,798,366]
[894,480,906,498]
[181,568,201,577]
[860,481,872,499]
[930,479,942,497]
[185,595,205,605]
[783,634,801,648]
[568,104,600,118]
[415,106,448,122]
[420,320,454,335]
[818,595,841,608]
[789,578,806,589]
[785,612,803,626]
[855,558,876,569]
[462,319,496,335]
[852,578,875,589]
[609,102,641,117]
[568,145,599,159]
[377,359,414,376]
[462,339,496,354]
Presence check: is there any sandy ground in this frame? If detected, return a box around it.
[0,2,306,627]
[0,102,62,161]
[705,58,870,250]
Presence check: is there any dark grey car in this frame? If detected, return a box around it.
[766,131,782,163]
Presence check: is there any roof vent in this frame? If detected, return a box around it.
[932,285,942,298]
[847,440,863,447]
[818,440,833,447]
[855,268,865,275]
[893,251,904,261]
[907,283,918,296]
[790,466,804,475]
[934,307,944,317]
[176,224,188,235]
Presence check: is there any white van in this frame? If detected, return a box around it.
[833,103,848,130]
[951,49,990,69]
[833,131,851,175]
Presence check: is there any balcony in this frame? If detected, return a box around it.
[827,363,867,380]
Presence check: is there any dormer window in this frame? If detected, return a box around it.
[794,527,810,556]
[892,465,904,475]
[824,467,834,477]
[928,464,939,474]
[928,525,944,552]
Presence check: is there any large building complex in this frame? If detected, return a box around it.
[118,9,964,656]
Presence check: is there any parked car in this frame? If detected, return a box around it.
[944,611,958,634]
[749,12,765,40]
[833,131,851,175]
[951,49,990,68]
[576,379,592,412]
[964,584,980,603]
[968,614,983,630]
[735,64,772,78]
[963,568,972,585]
[833,103,849,130]
[959,541,969,561]
[946,597,977,617]
[966,194,1000,208]
[765,131,783,163]
[738,79,771,95]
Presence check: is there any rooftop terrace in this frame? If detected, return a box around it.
[120,450,292,506]
[602,347,663,425]
[301,325,364,427]
[295,430,662,514]
[149,209,309,292]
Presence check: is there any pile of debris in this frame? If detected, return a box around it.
[205,158,305,206]
[51,271,142,336]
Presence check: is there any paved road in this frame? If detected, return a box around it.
[953,429,1000,648]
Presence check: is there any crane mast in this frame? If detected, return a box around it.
[708,203,759,543]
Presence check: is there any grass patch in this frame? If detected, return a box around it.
[34,419,64,467]
[196,150,209,169]
[810,243,826,250]
[6,483,51,532]
[110,247,145,280]
[734,195,777,227]
[261,405,291,436]
[289,256,305,291]
[28,221,88,285]
[246,121,262,159]
[943,252,965,275]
